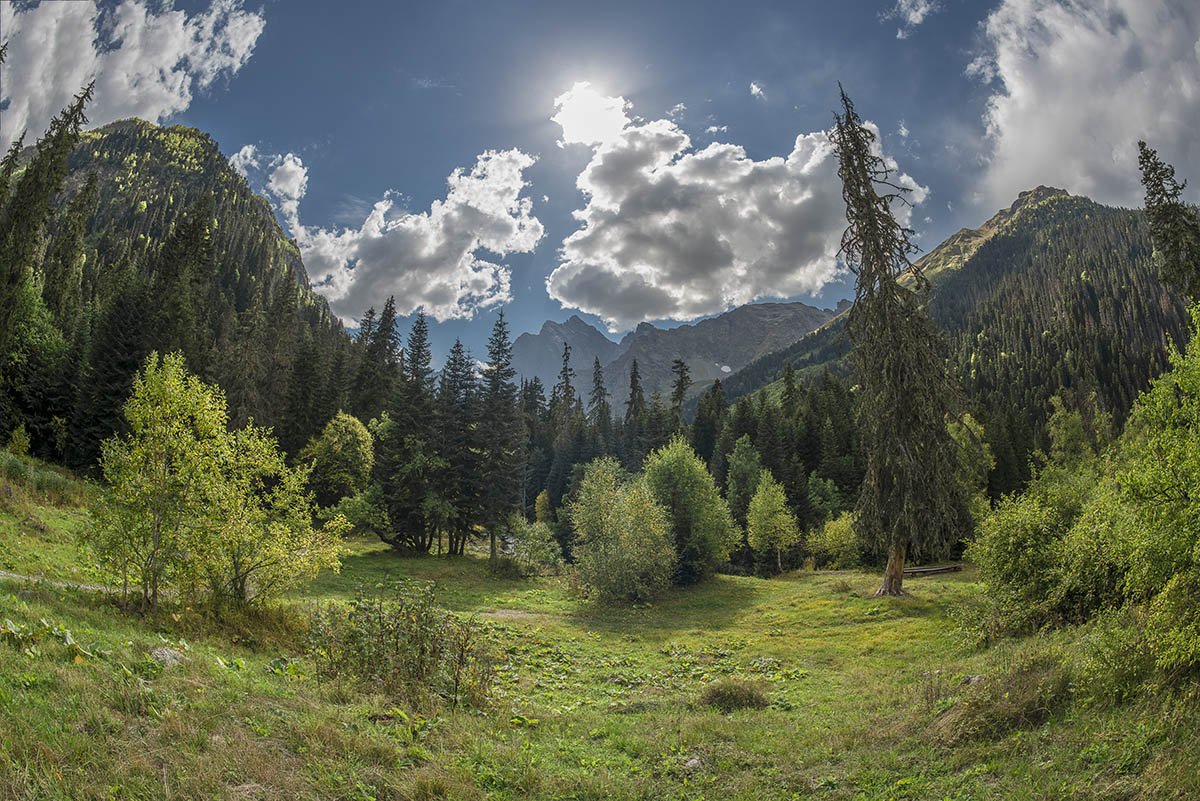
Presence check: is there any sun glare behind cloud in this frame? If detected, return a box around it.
[551,81,630,148]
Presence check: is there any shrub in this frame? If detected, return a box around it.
[643,437,738,585]
[306,581,494,708]
[698,678,770,712]
[571,457,675,604]
[809,511,861,569]
[506,514,562,577]
[5,424,30,457]
[322,486,391,539]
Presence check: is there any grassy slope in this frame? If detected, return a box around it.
[2,484,1198,799]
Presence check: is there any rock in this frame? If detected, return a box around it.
[149,647,190,668]
[960,674,983,686]
[683,755,704,770]
[17,590,34,600]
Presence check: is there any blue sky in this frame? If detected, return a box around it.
[3,0,1199,362]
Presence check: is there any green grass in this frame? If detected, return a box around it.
[2,493,1200,799]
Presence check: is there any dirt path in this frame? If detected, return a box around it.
[0,569,113,594]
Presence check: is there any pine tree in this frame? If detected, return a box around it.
[152,194,215,373]
[550,342,577,429]
[41,173,99,328]
[588,356,612,438]
[691,380,726,467]
[1138,140,1200,302]
[478,311,525,561]
[625,359,646,422]
[0,80,93,356]
[670,357,692,425]
[833,87,966,596]
[406,308,434,394]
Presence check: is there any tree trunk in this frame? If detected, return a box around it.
[776,548,782,574]
[875,542,906,596]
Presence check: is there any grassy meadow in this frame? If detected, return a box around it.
[1,466,1197,800]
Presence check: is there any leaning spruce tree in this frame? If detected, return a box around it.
[832,87,967,596]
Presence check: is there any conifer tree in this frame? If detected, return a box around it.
[41,173,98,328]
[833,87,966,596]
[670,357,691,425]
[0,80,93,356]
[478,310,525,561]
[625,359,646,422]
[691,380,726,466]
[1138,140,1200,302]
[588,356,612,433]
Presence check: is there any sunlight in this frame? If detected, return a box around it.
[551,81,630,147]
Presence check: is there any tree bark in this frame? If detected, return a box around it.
[875,542,906,596]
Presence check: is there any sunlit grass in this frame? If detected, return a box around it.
[2,503,1199,799]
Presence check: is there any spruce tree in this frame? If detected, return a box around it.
[669,357,692,424]
[833,87,966,596]
[478,310,525,561]
[0,81,93,356]
[42,172,99,329]
[625,359,646,422]
[1138,141,1200,302]
[588,357,612,438]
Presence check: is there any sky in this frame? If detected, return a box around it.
[2,0,1199,362]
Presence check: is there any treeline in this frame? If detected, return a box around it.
[0,88,351,472]
[709,192,1187,501]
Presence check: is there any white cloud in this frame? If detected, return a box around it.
[552,82,631,147]
[266,153,308,225]
[749,81,766,100]
[971,0,1200,209]
[898,121,909,139]
[887,0,940,38]
[0,0,265,148]
[546,90,926,331]
[668,103,687,119]
[706,124,728,134]
[240,148,544,324]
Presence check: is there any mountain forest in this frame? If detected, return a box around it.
[3,41,1200,801]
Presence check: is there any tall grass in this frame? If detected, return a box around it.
[0,451,89,508]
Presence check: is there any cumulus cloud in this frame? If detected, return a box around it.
[886,0,940,39]
[545,89,926,330]
[235,146,544,323]
[0,0,265,148]
[971,0,1200,209]
[749,81,766,100]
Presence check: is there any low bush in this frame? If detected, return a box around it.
[506,515,562,577]
[809,511,861,569]
[306,580,494,709]
[698,678,770,712]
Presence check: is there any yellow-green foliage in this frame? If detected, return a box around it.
[571,457,675,604]
[506,514,562,577]
[87,352,344,610]
[809,511,861,569]
[746,473,801,570]
[643,437,738,585]
[5,424,29,457]
[301,411,374,508]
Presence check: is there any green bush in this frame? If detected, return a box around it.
[698,678,770,712]
[809,511,861,569]
[506,514,562,577]
[306,581,494,708]
[5,424,30,457]
[643,437,738,585]
[571,457,675,604]
[321,487,390,539]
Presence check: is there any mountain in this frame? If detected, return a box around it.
[512,315,626,391]
[713,187,1188,493]
[604,300,843,409]
[8,118,352,467]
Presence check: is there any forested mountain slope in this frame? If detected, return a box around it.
[713,187,1188,494]
[4,118,352,467]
